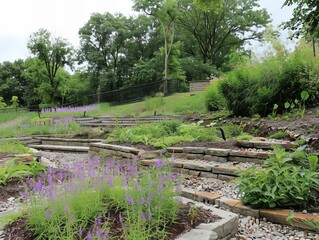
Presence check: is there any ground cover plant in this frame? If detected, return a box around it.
[0,116,82,138]
[105,120,246,149]
[2,156,215,239]
[0,159,45,186]
[0,140,31,154]
[236,146,319,209]
[106,119,247,149]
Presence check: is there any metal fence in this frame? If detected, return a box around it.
[88,79,183,105]
[22,79,185,111]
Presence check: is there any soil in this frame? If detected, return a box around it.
[3,202,220,240]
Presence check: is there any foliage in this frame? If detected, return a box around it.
[24,156,180,239]
[0,140,30,154]
[269,131,289,140]
[236,146,319,208]
[0,96,7,108]
[27,29,74,106]
[10,96,19,108]
[106,120,221,148]
[0,159,45,185]
[177,0,270,68]
[282,0,319,38]
[220,42,319,116]
[204,80,225,111]
[144,93,165,111]
[0,117,81,138]
[0,60,27,106]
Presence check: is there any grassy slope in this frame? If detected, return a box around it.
[39,91,207,118]
[95,92,206,117]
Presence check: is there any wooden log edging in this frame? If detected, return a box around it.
[181,189,319,232]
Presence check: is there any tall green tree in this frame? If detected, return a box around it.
[283,0,319,37]
[0,59,27,105]
[177,0,270,68]
[133,0,179,94]
[282,0,319,56]
[27,29,74,106]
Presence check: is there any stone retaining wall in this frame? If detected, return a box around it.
[167,146,270,164]
[33,137,102,147]
[180,189,318,232]
[189,80,211,92]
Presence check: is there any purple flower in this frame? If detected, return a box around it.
[87,232,93,240]
[146,211,152,218]
[96,226,102,236]
[125,196,134,205]
[78,228,83,236]
[140,212,147,222]
[45,211,50,219]
[95,218,102,225]
[103,232,109,239]
[162,149,167,154]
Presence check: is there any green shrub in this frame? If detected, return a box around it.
[106,120,221,148]
[236,146,319,208]
[144,93,165,111]
[220,43,319,116]
[269,131,288,139]
[204,80,226,111]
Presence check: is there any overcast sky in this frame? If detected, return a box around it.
[0,0,294,64]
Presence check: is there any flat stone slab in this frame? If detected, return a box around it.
[28,144,89,152]
[176,197,238,240]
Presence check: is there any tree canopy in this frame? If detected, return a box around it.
[282,0,319,38]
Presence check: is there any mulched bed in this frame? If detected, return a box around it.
[3,202,220,240]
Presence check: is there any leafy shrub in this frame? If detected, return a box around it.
[220,43,319,116]
[269,131,288,140]
[204,80,226,111]
[236,146,319,208]
[144,93,165,111]
[106,120,221,148]
[0,159,45,185]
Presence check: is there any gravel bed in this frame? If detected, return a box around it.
[40,151,90,169]
[170,157,260,169]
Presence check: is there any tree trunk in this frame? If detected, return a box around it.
[312,37,316,57]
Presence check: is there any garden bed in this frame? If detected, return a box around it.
[2,202,221,240]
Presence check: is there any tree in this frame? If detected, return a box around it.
[177,0,270,68]
[0,60,27,105]
[78,12,132,99]
[27,29,74,106]
[282,0,319,56]
[282,0,319,37]
[133,0,179,94]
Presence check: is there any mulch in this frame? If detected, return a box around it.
[3,201,220,240]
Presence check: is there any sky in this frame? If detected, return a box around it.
[0,0,295,64]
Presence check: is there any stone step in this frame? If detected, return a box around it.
[28,144,89,152]
[237,140,298,150]
[79,122,137,127]
[33,137,102,142]
[93,116,177,121]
